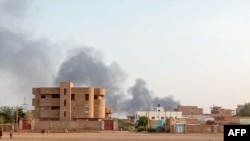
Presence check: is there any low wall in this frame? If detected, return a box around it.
[186,124,223,133]
[33,120,101,131]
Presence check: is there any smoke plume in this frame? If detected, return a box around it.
[121,78,180,114]
[55,47,127,108]
[0,0,57,107]
[0,0,180,114]
[55,48,180,114]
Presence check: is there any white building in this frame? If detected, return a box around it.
[134,105,182,122]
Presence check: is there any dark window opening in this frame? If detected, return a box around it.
[64,99,66,106]
[64,111,66,117]
[85,94,89,101]
[152,116,155,119]
[64,88,66,95]
[52,94,60,98]
[94,95,98,99]
[41,95,46,98]
[71,94,75,101]
[51,106,60,110]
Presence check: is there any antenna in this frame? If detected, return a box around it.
[22,97,28,112]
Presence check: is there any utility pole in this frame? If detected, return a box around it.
[22,97,28,112]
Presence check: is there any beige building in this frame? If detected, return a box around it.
[176,105,203,115]
[32,82,112,121]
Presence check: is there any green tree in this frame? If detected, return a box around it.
[0,106,26,124]
[136,116,149,131]
[238,103,250,116]
[0,106,15,123]
[13,107,26,123]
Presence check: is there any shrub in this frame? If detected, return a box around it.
[137,126,145,132]
[147,128,156,132]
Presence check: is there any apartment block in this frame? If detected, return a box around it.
[32,82,112,121]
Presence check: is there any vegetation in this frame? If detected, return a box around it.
[135,116,149,132]
[238,103,250,116]
[147,128,157,132]
[0,106,26,124]
[117,119,135,131]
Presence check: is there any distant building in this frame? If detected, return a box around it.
[176,105,203,115]
[32,82,112,121]
[210,106,234,117]
[134,104,182,122]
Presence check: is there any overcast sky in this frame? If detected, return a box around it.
[1,0,250,113]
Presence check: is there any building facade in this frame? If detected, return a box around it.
[176,105,203,115]
[32,82,112,121]
[210,106,233,117]
[134,104,182,122]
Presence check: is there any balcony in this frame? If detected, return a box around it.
[40,98,60,106]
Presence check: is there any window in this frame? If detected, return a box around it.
[85,94,89,101]
[64,99,66,106]
[71,94,75,101]
[51,106,60,110]
[41,95,45,98]
[52,94,60,98]
[64,88,66,95]
[94,95,98,99]
[152,116,155,119]
[161,117,164,119]
[64,111,66,117]
[85,104,89,114]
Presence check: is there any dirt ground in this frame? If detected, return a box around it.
[0,131,223,141]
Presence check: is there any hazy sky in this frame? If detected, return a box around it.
[1,0,250,113]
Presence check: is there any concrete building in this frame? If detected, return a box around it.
[176,105,203,115]
[210,106,234,117]
[32,82,112,121]
[134,104,182,122]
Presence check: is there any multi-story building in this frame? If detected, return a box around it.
[176,105,203,115]
[32,82,112,121]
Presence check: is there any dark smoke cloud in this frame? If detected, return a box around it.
[0,0,180,114]
[55,47,127,108]
[0,0,57,107]
[121,78,180,114]
[55,48,180,114]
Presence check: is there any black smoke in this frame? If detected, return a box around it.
[55,48,180,114]
[0,0,57,107]
[121,78,180,114]
[54,47,127,108]
[0,0,180,114]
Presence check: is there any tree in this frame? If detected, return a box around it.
[0,106,15,123]
[13,107,26,123]
[136,116,149,131]
[0,106,26,124]
[238,103,250,116]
